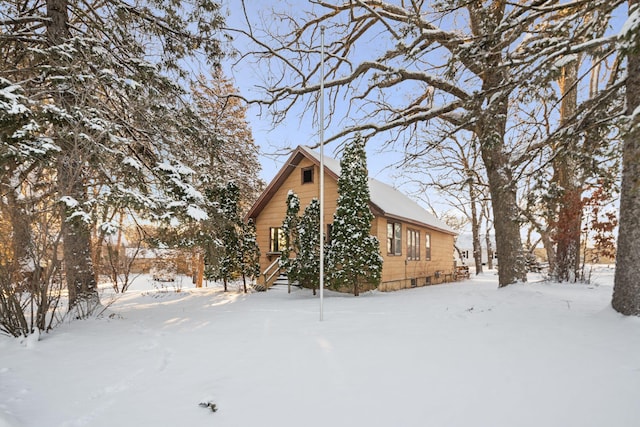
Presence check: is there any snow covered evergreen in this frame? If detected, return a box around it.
[297,198,322,295]
[327,134,382,296]
[239,219,261,293]
[280,191,301,291]
[0,0,229,322]
[219,182,241,292]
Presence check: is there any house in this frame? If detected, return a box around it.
[246,146,457,292]
[454,231,498,267]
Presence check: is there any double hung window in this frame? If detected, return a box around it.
[425,233,431,261]
[407,229,420,261]
[269,227,286,253]
[387,222,402,256]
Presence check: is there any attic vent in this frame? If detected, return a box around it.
[302,167,314,184]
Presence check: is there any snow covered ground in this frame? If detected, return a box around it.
[1,267,639,427]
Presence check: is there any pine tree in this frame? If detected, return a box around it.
[157,69,263,287]
[239,219,260,293]
[0,0,226,313]
[190,70,264,209]
[0,78,59,336]
[327,134,382,296]
[280,191,300,293]
[219,182,241,292]
[0,79,43,279]
[297,199,321,295]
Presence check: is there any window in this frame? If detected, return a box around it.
[387,222,402,255]
[407,229,420,261]
[425,233,431,261]
[302,167,314,184]
[269,227,286,253]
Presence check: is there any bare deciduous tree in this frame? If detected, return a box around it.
[233,0,621,286]
[401,129,488,274]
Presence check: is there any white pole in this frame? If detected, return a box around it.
[319,26,325,322]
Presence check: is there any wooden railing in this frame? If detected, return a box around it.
[262,258,281,289]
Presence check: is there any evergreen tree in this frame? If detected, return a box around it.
[239,219,260,293]
[297,199,321,295]
[190,70,263,207]
[219,227,238,292]
[327,134,382,296]
[0,0,225,313]
[156,69,263,287]
[280,191,300,293]
[219,182,241,292]
[0,79,44,280]
[0,79,59,336]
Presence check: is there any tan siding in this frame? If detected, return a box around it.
[375,219,455,292]
[255,160,339,278]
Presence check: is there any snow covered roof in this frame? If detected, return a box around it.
[368,179,456,234]
[247,145,456,235]
[454,231,495,249]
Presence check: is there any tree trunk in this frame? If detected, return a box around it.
[6,181,34,280]
[484,165,527,286]
[540,229,557,274]
[47,0,98,310]
[58,155,98,309]
[612,1,640,315]
[554,179,582,282]
[46,0,69,42]
[197,252,204,288]
[2,160,37,288]
[477,100,527,286]
[553,59,582,283]
[468,1,526,287]
[484,214,494,270]
[469,184,483,274]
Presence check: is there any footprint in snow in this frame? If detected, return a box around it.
[157,348,174,372]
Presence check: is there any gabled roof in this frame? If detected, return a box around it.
[247,146,456,235]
